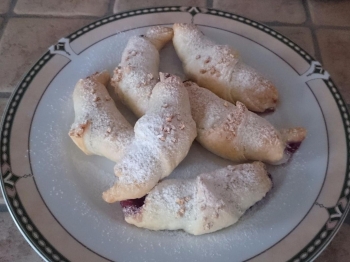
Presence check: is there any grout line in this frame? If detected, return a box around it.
[264,22,309,27]
[107,0,115,15]
[0,0,18,97]
[264,22,350,32]
[3,14,103,19]
[7,0,19,16]
[309,24,350,30]
[0,17,7,40]
[309,29,323,63]
[0,0,18,41]
[301,0,312,24]
[302,0,323,63]
[0,92,12,98]
[4,0,112,20]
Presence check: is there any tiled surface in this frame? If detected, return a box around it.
[114,0,207,13]
[14,0,110,16]
[317,29,350,104]
[316,223,350,262]
[0,1,350,262]
[0,0,11,14]
[213,0,306,24]
[0,18,93,92]
[271,26,315,57]
[308,0,350,26]
[0,212,43,262]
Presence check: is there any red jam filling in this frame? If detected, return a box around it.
[286,141,302,154]
[263,107,275,113]
[120,196,146,214]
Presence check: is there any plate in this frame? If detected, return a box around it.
[1,6,349,262]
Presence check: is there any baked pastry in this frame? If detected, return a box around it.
[111,26,174,117]
[172,23,278,113]
[111,27,305,165]
[184,81,306,164]
[102,73,197,202]
[120,161,272,235]
[69,71,134,162]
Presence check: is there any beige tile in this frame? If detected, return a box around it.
[308,0,350,26]
[213,0,306,24]
[317,29,350,104]
[0,18,94,92]
[114,0,207,13]
[14,0,109,16]
[315,223,350,262]
[0,212,44,261]
[271,26,315,57]
[0,0,10,14]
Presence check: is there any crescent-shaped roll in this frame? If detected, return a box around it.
[184,81,306,164]
[111,26,306,165]
[102,73,197,202]
[111,26,174,117]
[172,23,278,113]
[120,161,272,235]
[68,71,134,162]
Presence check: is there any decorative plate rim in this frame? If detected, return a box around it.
[0,6,349,262]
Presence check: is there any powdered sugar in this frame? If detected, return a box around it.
[70,72,134,162]
[232,62,272,94]
[173,23,278,112]
[123,162,271,236]
[185,81,285,163]
[103,74,197,201]
[143,178,196,220]
[111,34,161,117]
[26,24,318,262]
[112,27,174,119]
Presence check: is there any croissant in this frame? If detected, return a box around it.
[102,73,197,202]
[184,81,306,164]
[172,23,278,113]
[69,71,134,162]
[111,26,174,117]
[120,162,272,235]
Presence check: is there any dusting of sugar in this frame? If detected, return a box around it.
[30,92,313,261]
[26,26,316,262]
[185,81,284,163]
[173,23,278,112]
[232,62,272,94]
[125,163,271,236]
[70,74,134,162]
[111,35,160,117]
[111,27,175,118]
[105,74,197,201]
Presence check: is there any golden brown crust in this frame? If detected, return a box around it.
[123,162,272,235]
[102,74,197,202]
[280,127,307,144]
[111,27,174,118]
[68,120,91,155]
[69,71,134,162]
[185,81,286,163]
[145,26,174,50]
